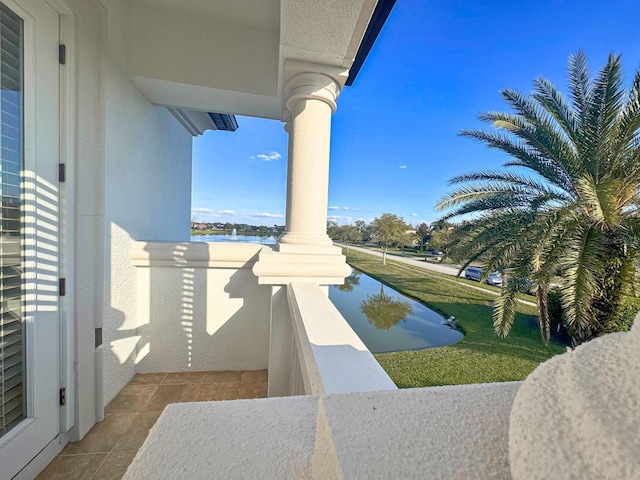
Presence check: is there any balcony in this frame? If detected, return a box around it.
[34,240,639,479]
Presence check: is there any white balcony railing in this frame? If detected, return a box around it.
[286,282,397,395]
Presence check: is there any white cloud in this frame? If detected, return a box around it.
[219,209,236,215]
[411,213,418,216]
[327,215,354,224]
[399,165,407,169]
[256,151,281,162]
[352,208,360,212]
[328,206,340,210]
[246,212,284,219]
[342,206,349,210]
[191,207,214,214]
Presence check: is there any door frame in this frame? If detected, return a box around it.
[12,0,107,477]
[0,0,63,477]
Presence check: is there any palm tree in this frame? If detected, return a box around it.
[436,51,640,345]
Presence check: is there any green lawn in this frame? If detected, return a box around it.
[344,249,565,387]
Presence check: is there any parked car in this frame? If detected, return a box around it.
[486,272,503,287]
[465,266,482,281]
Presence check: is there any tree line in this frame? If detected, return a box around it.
[327,214,456,265]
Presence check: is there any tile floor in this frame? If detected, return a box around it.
[35,370,268,480]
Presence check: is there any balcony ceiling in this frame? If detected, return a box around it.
[135,0,280,31]
[128,0,378,119]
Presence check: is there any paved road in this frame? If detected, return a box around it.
[339,244,537,308]
[341,244,463,276]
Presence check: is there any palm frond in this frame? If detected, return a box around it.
[583,53,625,178]
[532,77,579,151]
[561,225,603,330]
[460,130,574,191]
[610,67,640,164]
[568,50,593,128]
[492,278,521,337]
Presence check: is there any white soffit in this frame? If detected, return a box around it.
[134,77,282,120]
[129,0,380,120]
[136,0,279,31]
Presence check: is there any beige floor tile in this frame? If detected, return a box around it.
[62,413,138,455]
[113,411,161,451]
[211,383,242,401]
[35,453,107,480]
[143,384,186,411]
[241,370,268,383]
[161,371,210,385]
[238,382,268,399]
[178,384,217,402]
[105,385,158,415]
[128,373,167,385]
[180,383,241,402]
[91,450,138,480]
[201,370,242,384]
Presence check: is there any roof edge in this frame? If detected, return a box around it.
[345,0,396,87]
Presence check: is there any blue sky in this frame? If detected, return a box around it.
[191,0,640,227]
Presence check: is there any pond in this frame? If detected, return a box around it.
[190,234,277,244]
[329,269,464,353]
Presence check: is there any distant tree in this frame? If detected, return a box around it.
[336,225,361,254]
[428,229,452,252]
[416,222,431,252]
[398,230,416,256]
[430,219,453,231]
[327,221,339,239]
[370,213,411,265]
[353,219,368,243]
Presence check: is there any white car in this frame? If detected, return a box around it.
[486,272,502,287]
[465,266,482,281]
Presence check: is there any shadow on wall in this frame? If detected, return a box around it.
[130,243,272,373]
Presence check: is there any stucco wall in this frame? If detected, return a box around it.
[132,242,271,373]
[102,0,192,404]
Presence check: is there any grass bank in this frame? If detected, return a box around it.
[345,249,565,387]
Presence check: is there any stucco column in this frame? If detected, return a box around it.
[278,72,339,250]
[252,65,350,286]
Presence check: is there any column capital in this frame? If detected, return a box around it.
[282,59,349,119]
[285,72,340,115]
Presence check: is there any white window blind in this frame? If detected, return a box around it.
[0,0,24,437]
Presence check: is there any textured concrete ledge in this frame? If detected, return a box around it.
[131,241,267,268]
[288,282,397,394]
[124,382,519,479]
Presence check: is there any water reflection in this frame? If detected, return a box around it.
[329,269,464,353]
[336,269,361,292]
[360,283,413,330]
